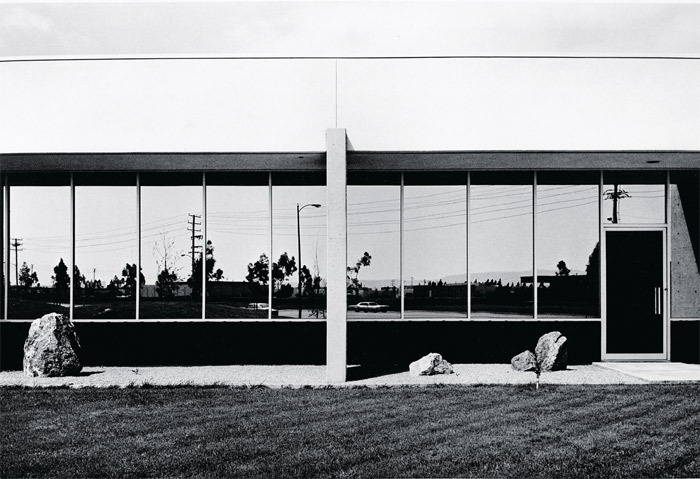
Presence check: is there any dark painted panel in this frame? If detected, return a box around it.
[347,321,601,368]
[671,321,700,364]
[347,152,700,171]
[0,153,326,172]
[1,322,326,371]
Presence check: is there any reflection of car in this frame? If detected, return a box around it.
[352,301,389,313]
[247,303,279,317]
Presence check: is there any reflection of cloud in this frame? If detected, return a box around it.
[0,5,53,34]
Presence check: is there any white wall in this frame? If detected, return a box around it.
[338,58,700,151]
[0,59,337,153]
[1,57,699,153]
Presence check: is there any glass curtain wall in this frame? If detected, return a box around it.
[347,173,401,319]
[403,173,467,318]
[206,173,270,319]
[7,168,687,321]
[140,173,202,319]
[7,174,71,319]
[74,174,138,319]
[470,173,534,318]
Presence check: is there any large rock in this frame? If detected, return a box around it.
[23,313,82,377]
[511,350,538,372]
[534,331,568,372]
[409,353,454,376]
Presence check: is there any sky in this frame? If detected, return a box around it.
[1,2,699,58]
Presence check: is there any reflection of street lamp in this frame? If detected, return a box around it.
[297,203,321,318]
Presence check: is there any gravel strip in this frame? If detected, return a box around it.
[0,364,646,388]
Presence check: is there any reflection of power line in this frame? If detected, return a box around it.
[17,187,605,250]
[603,185,630,223]
[348,198,600,234]
[188,214,202,279]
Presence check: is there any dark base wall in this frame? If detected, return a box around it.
[1,322,327,371]
[348,321,602,367]
[671,321,700,364]
[3,320,698,371]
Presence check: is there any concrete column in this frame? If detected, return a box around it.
[326,128,347,383]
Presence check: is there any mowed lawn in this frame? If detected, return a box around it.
[2,385,699,478]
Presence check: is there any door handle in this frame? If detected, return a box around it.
[654,287,662,315]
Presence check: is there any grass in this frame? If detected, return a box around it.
[1,385,699,478]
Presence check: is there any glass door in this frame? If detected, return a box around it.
[604,229,666,359]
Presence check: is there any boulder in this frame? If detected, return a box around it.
[511,350,538,372]
[23,313,82,377]
[409,352,454,376]
[534,331,568,372]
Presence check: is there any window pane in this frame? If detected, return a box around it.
[140,185,202,319]
[272,185,326,319]
[74,185,137,319]
[9,185,71,319]
[603,172,665,224]
[536,184,600,318]
[470,184,533,318]
[347,185,400,319]
[404,185,467,318]
[206,184,270,319]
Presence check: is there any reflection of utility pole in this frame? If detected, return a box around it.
[604,184,630,223]
[187,214,202,279]
[11,238,22,286]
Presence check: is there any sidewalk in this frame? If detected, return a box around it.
[593,362,700,383]
[0,363,667,388]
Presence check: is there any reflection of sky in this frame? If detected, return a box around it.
[471,185,533,276]
[537,185,599,274]
[76,187,137,285]
[347,186,400,285]
[6,182,667,287]
[9,187,71,288]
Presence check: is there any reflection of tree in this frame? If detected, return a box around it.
[272,252,297,297]
[585,242,600,304]
[299,265,325,318]
[122,263,145,298]
[52,259,69,297]
[153,231,182,298]
[156,269,179,298]
[51,259,86,299]
[153,232,179,298]
[187,240,224,298]
[108,275,124,293]
[556,260,571,276]
[85,279,103,291]
[19,262,39,288]
[74,266,86,289]
[347,252,372,296]
[246,253,269,285]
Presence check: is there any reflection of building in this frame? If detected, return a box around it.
[1,52,699,381]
